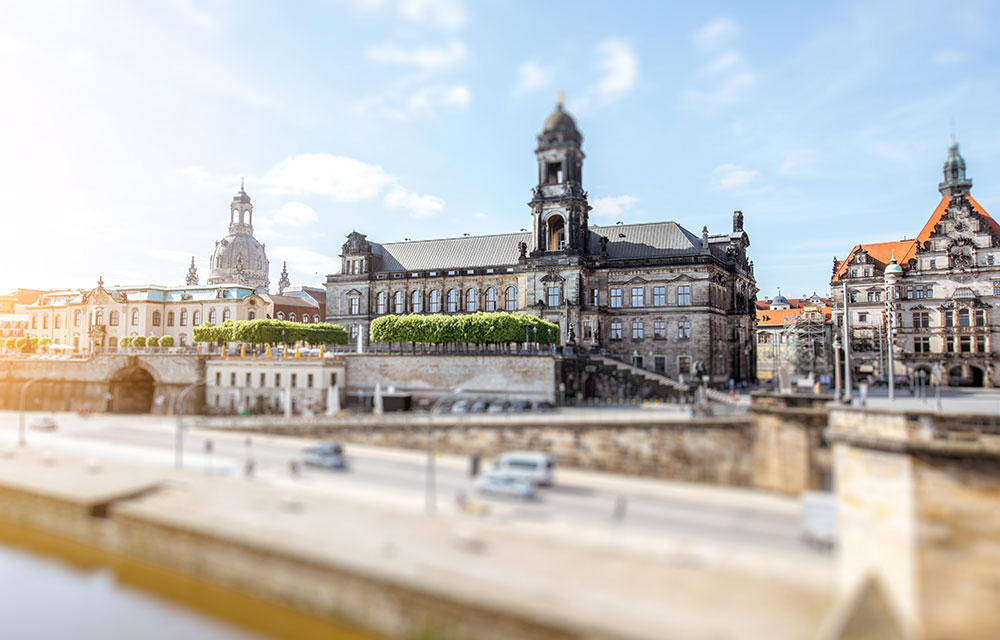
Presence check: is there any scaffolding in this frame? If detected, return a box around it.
[783,309,831,377]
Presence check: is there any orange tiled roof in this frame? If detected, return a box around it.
[756,307,833,327]
[833,194,999,282]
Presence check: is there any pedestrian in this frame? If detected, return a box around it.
[469,453,481,477]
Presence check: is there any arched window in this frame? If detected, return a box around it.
[208,310,216,325]
[376,292,387,315]
[313,314,319,323]
[393,291,404,314]
[109,311,119,326]
[131,309,139,325]
[289,312,296,322]
[466,288,478,312]
[248,311,256,320]
[179,333,187,346]
[55,314,62,329]
[180,309,188,326]
[277,311,285,320]
[109,337,118,348]
[31,315,37,329]
[547,215,566,251]
[429,290,441,313]
[223,309,231,322]
[216,256,222,268]
[95,311,104,325]
[411,290,422,313]
[193,310,201,325]
[484,287,497,311]
[303,314,309,323]
[167,311,175,327]
[446,289,458,313]
[505,286,517,311]
[42,316,49,329]
[152,311,161,326]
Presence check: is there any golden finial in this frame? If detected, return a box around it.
[556,91,564,107]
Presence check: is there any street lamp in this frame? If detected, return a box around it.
[832,335,842,401]
[18,377,44,448]
[426,386,465,515]
[175,380,207,469]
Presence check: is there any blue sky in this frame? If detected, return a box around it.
[2,0,998,299]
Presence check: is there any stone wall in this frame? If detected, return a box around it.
[0,354,206,414]
[827,406,1000,639]
[344,353,558,403]
[750,392,833,494]
[204,412,755,486]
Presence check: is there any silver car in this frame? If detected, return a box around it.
[474,472,536,500]
[303,442,348,470]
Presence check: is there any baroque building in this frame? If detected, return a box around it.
[831,141,1000,387]
[326,101,758,384]
[207,180,270,293]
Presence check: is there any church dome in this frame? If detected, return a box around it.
[208,232,269,290]
[543,104,579,136]
[771,294,788,305]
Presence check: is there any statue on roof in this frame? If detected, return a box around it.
[186,256,199,286]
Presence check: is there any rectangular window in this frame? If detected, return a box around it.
[653,321,665,339]
[906,286,913,299]
[631,321,644,339]
[912,311,930,328]
[988,255,995,265]
[215,372,220,385]
[678,356,691,376]
[849,292,857,303]
[858,312,868,323]
[245,372,251,387]
[945,338,955,353]
[610,321,622,340]
[867,292,875,302]
[975,309,985,326]
[960,336,972,353]
[350,298,359,315]
[230,372,236,385]
[925,285,933,298]
[874,291,882,302]
[851,269,858,278]
[913,337,930,353]
[995,281,1000,296]
[610,288,622,308]
[590,288,599,306]
[976,335,986,352]
[583,321,593,340]
[167,312,175,326]
[631,287,644,307]
[275,373,281,387]
[677,285,691,306]
[260,373,265,387]
[653,286,666,306]
[547,286,560,307]
[958,309,970,327]
[291,373,297,387]
[307,374,313,388]
[863,268,871,277]
[330,373,337,386]
[929,259,936,269]
[678,321,691,339]
[944,311,953,327]
[915,285,924,299]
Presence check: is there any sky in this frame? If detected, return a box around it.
[1,0,999,300]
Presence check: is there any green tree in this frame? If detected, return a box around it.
[159,335,174,347]
[147,335,160,347]
[132,335,147,348]
[119,336,132,348]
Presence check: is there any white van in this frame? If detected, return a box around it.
[491,452,555,486]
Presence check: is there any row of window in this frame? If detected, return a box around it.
[214,370,338,389]
[367,287,519,315]
[912,335,988,353]
[607,319,692,340]
[607,285,691,308]
[31,308,234,330]
[275,312,321,323]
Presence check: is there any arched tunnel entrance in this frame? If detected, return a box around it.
[110,366,155,413]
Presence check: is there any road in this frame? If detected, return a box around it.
[0,411,825,561]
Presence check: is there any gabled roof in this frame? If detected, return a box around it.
[756,307,832,327]
[366,221,716,273]
[915,194,1000,244]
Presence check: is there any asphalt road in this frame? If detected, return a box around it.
[0,411,824,559]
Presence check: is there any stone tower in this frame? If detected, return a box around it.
[938,139,973,197]
[207,180,270,293]
[529,95,590,257]
[277,261,290,294]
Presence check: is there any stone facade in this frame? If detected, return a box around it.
[326,101,758,385]
[831,141,1000,387]
[207,180,270,293]
[23,279,269,352]
[206,357,346,415]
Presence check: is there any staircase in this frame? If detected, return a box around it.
[589,355,738,406]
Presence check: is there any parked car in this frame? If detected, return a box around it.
[470,400,490,413]
[530,400,555,412]
[474,472,536,500]
[508,400,531,413]
[490,451,555,486]
[30,415,58,431]
[303,442,348,470]
[450,399,473,414]
[486,400,509,413]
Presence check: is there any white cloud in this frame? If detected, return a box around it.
[149,248,197,264]
[276,246,341,278]
[274,201,320,226]
[702,51,742,75]
[694,17,739,50]
[590,195,638,219]
[365,40,468,71]
[384,186,445,217]
[261,154,395,201]
[398,0,467,30]
[251,215,286,240]
[170,0,219,32]
[685,72,756,111]
[592,38,638,105]
[779,149,814,175]
[175,165,218,186]
[933,50,966,65]
[405,83,470,113]
[473,212,488,219]
[713,164,757,190]
[513,60,552,96]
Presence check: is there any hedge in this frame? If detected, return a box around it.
[369,312,559,345]
[132,335,147,347]
[194,319,347,346]
[119,337,132,348]
[146,335,160,347]
[3,337,17,349]
[159,335,174,347]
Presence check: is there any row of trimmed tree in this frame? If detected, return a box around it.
[369,312,559,345]
[119,336,174,348]
[2,336,51,351]
[192,319,348,346]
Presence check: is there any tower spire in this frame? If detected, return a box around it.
[278,261,290,294]
[186,256,199,285]
[938,139,972,197]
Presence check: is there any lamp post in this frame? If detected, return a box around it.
[427,387,465,515]
[842,282,853,403]
[18,377,44,448]
[833,335,842,400]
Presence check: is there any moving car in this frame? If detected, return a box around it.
[474,472,536,500]
[30,415,58,431]
[302,442,348,470]
[491,451,555,486]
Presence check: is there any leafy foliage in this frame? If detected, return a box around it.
[369,312,558,345]
[146,335,160,347]
[159,335,174,347]
[119,337,132,348]
[194,319,347,346]
[131,335,147,348]
[3,337,17,349]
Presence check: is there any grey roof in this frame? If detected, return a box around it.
[368,221,720,273]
